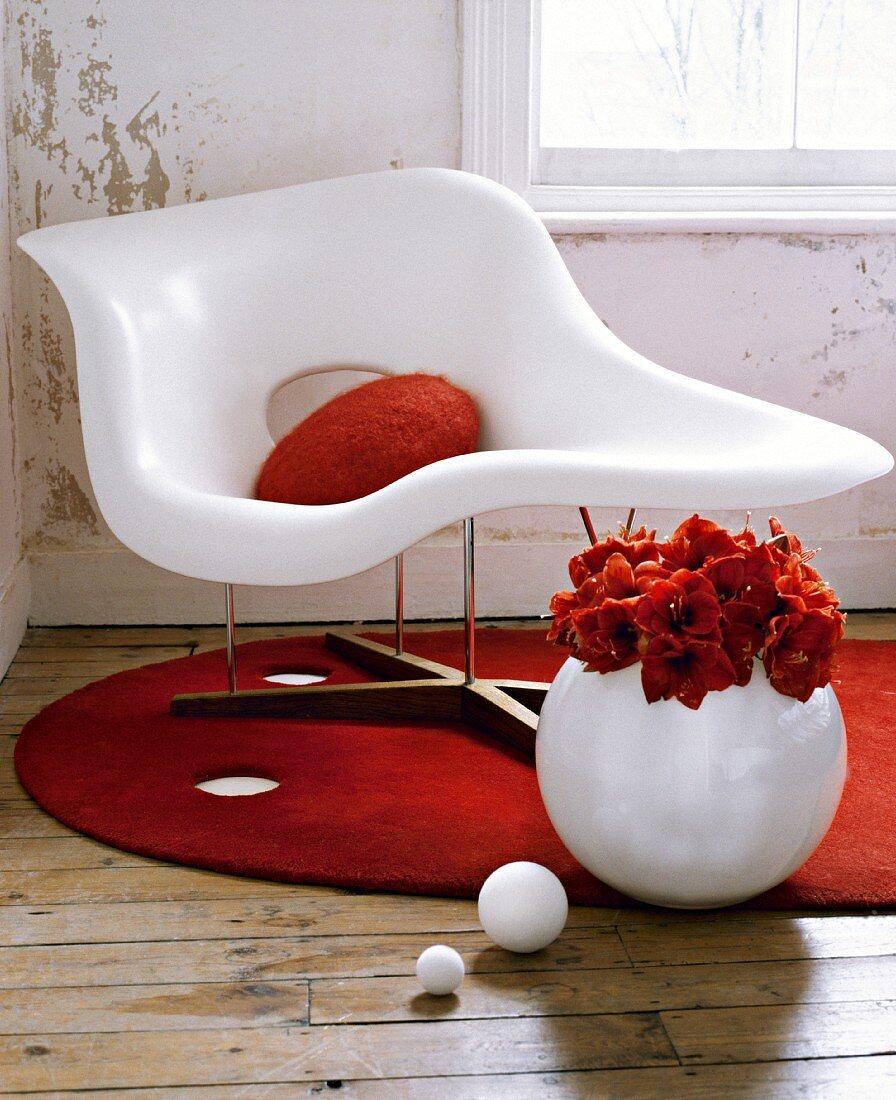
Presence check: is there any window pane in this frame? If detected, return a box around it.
[797,0,896,148]
[539,0,797,149]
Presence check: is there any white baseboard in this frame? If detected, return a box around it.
[27,536,896,626]
[0,556,31,675]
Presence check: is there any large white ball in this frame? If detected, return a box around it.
[415,944,465,995]
[477,861,569,953]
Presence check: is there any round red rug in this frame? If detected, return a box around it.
[13,630,896,909]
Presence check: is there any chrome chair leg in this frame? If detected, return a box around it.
[225,582,237,694]
[394,553,404,655]
[463,517,475,686]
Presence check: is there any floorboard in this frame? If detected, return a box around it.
[1,617,894,1095]
[7,1058,896,1099]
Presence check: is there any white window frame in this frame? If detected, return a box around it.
[461,0,896,232]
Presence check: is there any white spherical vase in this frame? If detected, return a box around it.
[536,657,846,909]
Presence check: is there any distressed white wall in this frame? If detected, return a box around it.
[4,0,895,626]
[0,19,29,676]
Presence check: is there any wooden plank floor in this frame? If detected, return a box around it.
[1,616,895,1097]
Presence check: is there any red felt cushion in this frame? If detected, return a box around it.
[256,372,479,506]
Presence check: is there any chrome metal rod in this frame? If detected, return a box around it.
[394,553,404,655]
[225,583,237,695]
[579,506,597,545]
[463,517,475,685]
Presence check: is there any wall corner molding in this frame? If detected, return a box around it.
[0,556,31,677]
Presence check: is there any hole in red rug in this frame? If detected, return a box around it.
[262,670,330,686]
[13,630,896,909]
[195,776,281,797]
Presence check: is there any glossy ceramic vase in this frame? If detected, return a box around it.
[535,657,846,908]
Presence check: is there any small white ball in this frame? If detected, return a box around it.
[415,944,465,996]
[478,861,569,953]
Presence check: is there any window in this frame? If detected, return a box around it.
[462,0,896,229]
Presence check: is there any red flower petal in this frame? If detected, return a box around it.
[546,590,579,647]
[641,636,736,709]
[577,597,643,673]
[636,570,722,640]
[763,608,845,701]
[660,515,740,571]
[602,553,638,599]
[721,599,766,681]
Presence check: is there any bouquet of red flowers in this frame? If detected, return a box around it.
[548,514,845,710]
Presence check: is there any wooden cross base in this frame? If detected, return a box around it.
[169,629,549,758]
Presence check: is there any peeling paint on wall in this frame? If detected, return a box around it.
[477,523,584,545]
[72,154,98,203]
[857,526,896,538]
[12,1,174,219]
[85,7,106,35]
[40,458,98,535]
[10,8,69,168]
[97,108,171,215]
[123,92,170,210]
[176,153,207,204]
[77,55,115,116]
[38,301,77,425]
[817,369,848,394]
[33,177,51,228]
[96,115,131,213]
[779,236,830,252]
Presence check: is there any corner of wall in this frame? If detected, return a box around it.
[0,0,30,673]
[0,554,29,674]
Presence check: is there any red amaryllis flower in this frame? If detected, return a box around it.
[633,559,672,592]
[766,515,821,570]
[775,554,839,614]
[572,597,642,673]
[739,544,782,615]
[641,635,737,710]
[701,553,745,602]
[635,569,723,642]
[601,553,640,599]
[703,544,779,617]
[569,527,661,587]
[573,573,607,609]
[767,515,802,556]
[575,555,671,628]
[763,607,845,702]
[546,589,579,647]
[720,600,766,686]
[548,513,843,710]
[660,514,740,571]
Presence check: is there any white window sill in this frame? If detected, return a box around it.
[541,211,896,235]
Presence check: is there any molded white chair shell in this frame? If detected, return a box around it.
[18,168,893,587]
